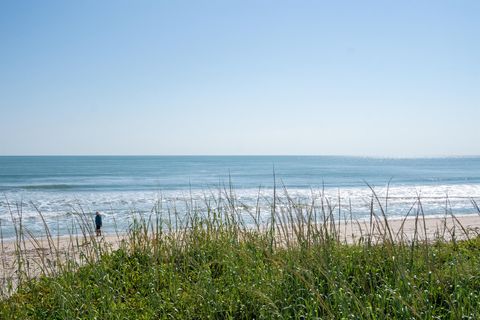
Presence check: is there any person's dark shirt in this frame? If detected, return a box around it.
[95,214,102,227]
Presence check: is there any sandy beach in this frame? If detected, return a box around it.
[339,213,480,244]
[0,232,125,295]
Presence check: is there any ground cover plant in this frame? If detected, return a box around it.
[1,189,480,319]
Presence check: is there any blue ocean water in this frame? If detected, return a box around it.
[1,156,480,238]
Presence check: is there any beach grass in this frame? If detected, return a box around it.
[1,189,480,319]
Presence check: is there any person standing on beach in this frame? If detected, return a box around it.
[95,211,102,236]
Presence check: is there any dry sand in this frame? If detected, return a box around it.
[338,214,480,243]
[0,233,125,295]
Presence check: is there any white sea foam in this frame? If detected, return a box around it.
[1,183,479,239]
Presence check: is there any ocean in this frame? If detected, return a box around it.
[1,156,480,238]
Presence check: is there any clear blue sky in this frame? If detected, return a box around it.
[0,1,478,156]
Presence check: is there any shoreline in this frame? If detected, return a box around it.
[1,213,479,254]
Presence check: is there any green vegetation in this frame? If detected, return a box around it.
[1,193,480,319]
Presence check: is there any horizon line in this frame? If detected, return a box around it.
[1,154,480,159]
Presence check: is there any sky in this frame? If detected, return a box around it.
[0,1,479,157]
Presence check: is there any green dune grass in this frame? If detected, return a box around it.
[1,192,480,319]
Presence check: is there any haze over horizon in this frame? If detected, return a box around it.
[1,1,479,157]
